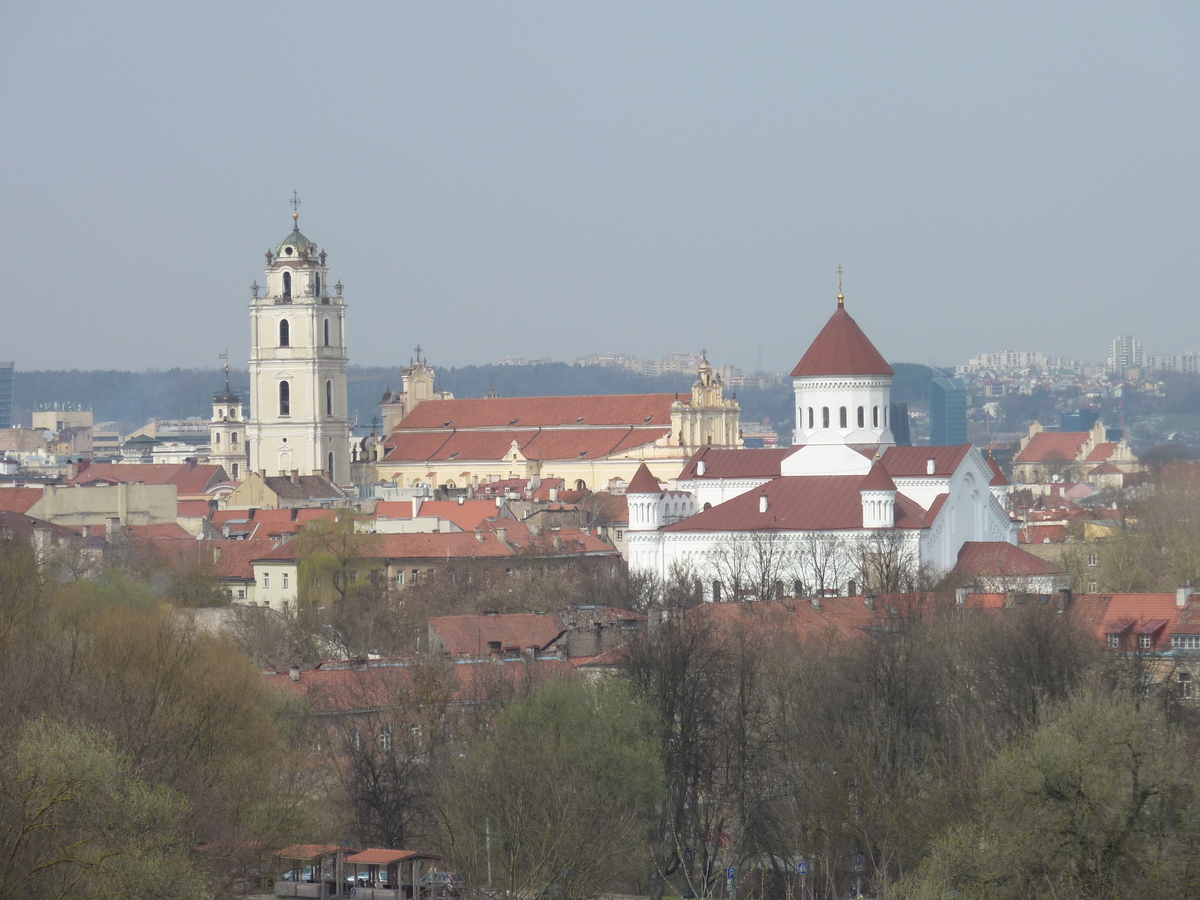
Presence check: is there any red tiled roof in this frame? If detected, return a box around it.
[431,613,565,656]
[126,523,194,541]
[1085,442,1117,462]
[986,454,1008,486]
[68,462,226,496]
[1103,617,1136,635]
[0,487,43,514]
[790,305,894,378]
[1089,462,1123,475]
[1097,594,1181,641]
[627,463,662,495]
[177,499,211,519]
[679,447,799,480]
[211,540,271,580]
[664,475,929,532]
[1014,431,1089,464]
[880,445,972,477]
[953,541,1066,576]
[412,500,502,531]
[346,849,435,865]
[375,501,415,519]
[381,427,670,465]
[1019,524,1067,544]
[277,844,344,860]
[393,395,676,430]
[692,596,920,644]
[859,459,896,492]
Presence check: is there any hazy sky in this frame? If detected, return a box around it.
[2,2,1198,375]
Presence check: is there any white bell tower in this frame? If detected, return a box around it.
[246,198,351,482]
[210,354,249,481]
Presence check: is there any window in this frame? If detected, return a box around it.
[615,530,624,540]
[1089,582,1098,593]
[712,581,722,603]
[315,273,322,296]
[279,319,290,346]
[282,271,292,299]
[282,573,289,589]
[279,381,290,416]
[1108,634,1120,649]
[884,406,888,425]
[822,407,830,428]
[380,725,392,751]
[231,463,239,479]
[1179,671,1193,699]
[231,432,238,444]
[349,728,361,750]
[326,380,333,416]
[396,571,404,584]
[807,407,814,429]
[263,572,270,589]
[873,406,879,427]
[237,588,245,599]
[1087,553,1098,567]
[324,319,330,346]
[412,569,420,583]
[328,451,334,481]
[848,579,857,596]
[1173,635,1200,650]
[1139,634,1152,650]
[839,407,847,428]
[214,433,220,445]
[857,406,864,428]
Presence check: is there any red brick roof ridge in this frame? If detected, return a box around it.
[790,305,894,378]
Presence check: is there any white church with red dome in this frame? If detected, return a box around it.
[625,293,1021,598]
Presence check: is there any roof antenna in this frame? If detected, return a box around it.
[290,190,301,229]
[837,264,844,307]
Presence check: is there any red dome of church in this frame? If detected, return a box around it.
[790,301,894,378]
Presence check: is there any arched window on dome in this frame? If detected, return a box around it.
[857,406,865,428]
[279,381,290,416]
[324,319,330,347]
[808,407,814,429]
[839,407,847,428]
[279,319,290,347]
[822,407,830,429]
[282,271,292,299]
[326,380,333,416]
[873,406,879,427]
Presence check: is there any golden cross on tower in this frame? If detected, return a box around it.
[219,351,230,391]
[836,264,844,306]
[290,191,301,225]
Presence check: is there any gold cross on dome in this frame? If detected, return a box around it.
[836,264,844,305]
[290,191,301,215]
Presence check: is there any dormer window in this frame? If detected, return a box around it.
[279,319,290,347]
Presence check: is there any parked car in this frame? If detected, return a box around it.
[420,871,465,896]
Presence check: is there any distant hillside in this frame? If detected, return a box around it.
[11,361,938,440]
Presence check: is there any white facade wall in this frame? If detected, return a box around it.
[247,228,351,483]
[793,376,895,446]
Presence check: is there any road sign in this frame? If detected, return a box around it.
[727,867,736,882]
[796,862,809,876]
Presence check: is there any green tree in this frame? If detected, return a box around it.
[438,678,662,900]
[899,689,1200,900]
[0,719,210,900]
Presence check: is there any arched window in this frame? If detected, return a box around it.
[857,406,865,427]
[315,273,322,296]
[231,432,238,444]
[712,581,722,603]
[808,407,814,429]
[282,271,292,299]
[839,407,847,428]
[327,452,334,480]
[324,319,330,347]
[884,406,888,426]
[214,433,221,445]
[326,380,333,416]
[848,579,857,596]
[279,319,290,347]
[873,406,879,427]
[822,407,830,428]
[231,463,239,479]
[575,479,587,491]
[279,381,290,416]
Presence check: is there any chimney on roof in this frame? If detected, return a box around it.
[458,496,465,505]
[549,487,558,502]
[291,470,299,485]
[955,587,969,607]
[496,527,508,543]
[1058,588,1072,613]
[484,609,498,617]
[288,665,300,682]
[697,459,706,476]
[495,496,503,508]
[185,457,197,469]
[66,461,78,480]
[810,595,820,610]
[222,524,231,538]
[759,494,769,513]
[475,527,485,542]
[1178,582,1195,608]
[412,495,422,518]
[926,458,936,475]
[864,594,876,611]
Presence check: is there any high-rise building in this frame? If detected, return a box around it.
[0,362,12,428]
[246,208,351,482]
[1109,335,1143,375]
[929,377,968,446]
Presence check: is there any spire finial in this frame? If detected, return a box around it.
[837,264,844,306]
[290,191,301,228]
[219,351,230,392]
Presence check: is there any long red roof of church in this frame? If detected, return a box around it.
[790,305,894,378]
